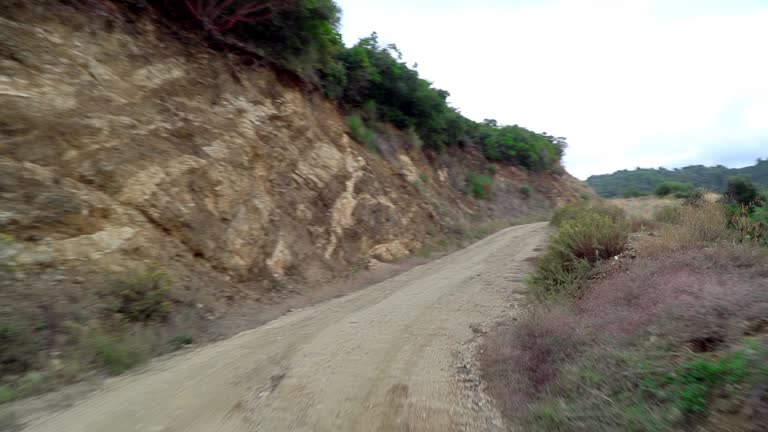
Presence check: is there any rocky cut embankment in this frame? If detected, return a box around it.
[0,2,589,293]
[0,1,592,393]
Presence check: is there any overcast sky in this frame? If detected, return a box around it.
[335,0,768,179]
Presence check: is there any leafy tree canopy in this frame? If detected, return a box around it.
[126,0,565,171]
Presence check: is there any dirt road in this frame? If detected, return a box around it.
[18,222,549,432]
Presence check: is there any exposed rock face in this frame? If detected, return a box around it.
[0,5,592,296]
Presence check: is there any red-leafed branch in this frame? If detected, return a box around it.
[184,0,273,33]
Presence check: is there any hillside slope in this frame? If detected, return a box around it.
[587,160,768,197]
[0,2,591,397]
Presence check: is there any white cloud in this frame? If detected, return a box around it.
[336,0,768,179]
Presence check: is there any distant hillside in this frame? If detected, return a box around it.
[587,159,768,197]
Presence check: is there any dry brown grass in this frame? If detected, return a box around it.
[639,202,733,256]
[612,194,721,220]
[480,308,582,418]
[551,200,626,227]
[611,196,681,219]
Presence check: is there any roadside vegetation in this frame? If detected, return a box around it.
[529,201,629,299]
[0,265,201,404]
[483,190,768,431]
[468,174,494,199]
[111,0,566,169]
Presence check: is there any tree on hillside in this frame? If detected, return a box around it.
[725,176,761,206]
[655,181,691,197]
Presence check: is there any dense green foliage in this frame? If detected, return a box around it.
[92,334,146,375]
[130,0,565,170]
[647,352,749,414]
[337,33,467,151]
[725,175,762,205]
[134,0,345,87]
[752,204,768,225]
[655,181,692,197]
[473,121,565,170]
[587,159,768,197]
[727,199,768,246]
[622,187,644,198]
[467,174,493,199]
[345,113,376,150]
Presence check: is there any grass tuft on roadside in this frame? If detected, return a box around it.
[529,201,629,299]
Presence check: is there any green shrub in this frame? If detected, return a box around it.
[729,204,767,245]
[622,188,643,198]
[170,335,194,351]
[554,213,629,264]
[580,193,591,201]
[528,253,593,299]
[477,123,565,171]
[346,114,367,143]
[725,175,761,206]
[0,386,15,404]
[363,130,377,153]
[107,269,172,322]
[655,181,692,197]
[669,354,748,413]
[639,352,750,415]
[487,165,498,177]
[751,204,768,224]
[531,211,629,298]
[468,174,493,199]
[551,201,626,227]
[92,335,145,375]
[346,114,377,153]
[550,204,584,227]
[519,185,531,198]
